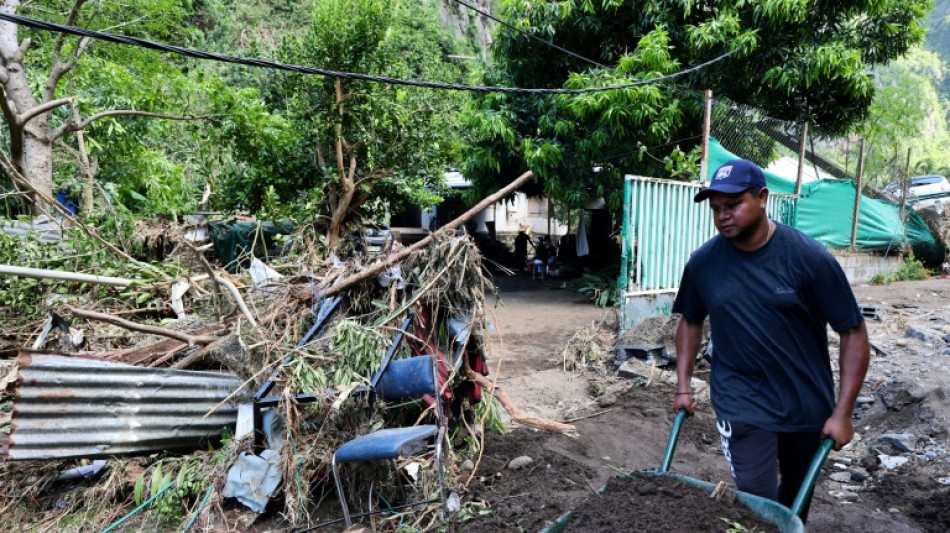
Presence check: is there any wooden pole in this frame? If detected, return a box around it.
[898,148,912,249]
[700,89,712,186]
[850,138,866,250]
[795,121,809,196]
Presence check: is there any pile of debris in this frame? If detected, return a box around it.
[0,175,573,532]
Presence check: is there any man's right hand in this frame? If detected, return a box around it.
[672,392,695,415]
[673,318,703,416]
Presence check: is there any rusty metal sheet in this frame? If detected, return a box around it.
[2,351,245,460]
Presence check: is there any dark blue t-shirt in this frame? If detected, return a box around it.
[671,223,864,432]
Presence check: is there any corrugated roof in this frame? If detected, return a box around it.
[0,215,63,243]
[2,352,246,460]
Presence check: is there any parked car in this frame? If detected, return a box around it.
[884,175,950,198]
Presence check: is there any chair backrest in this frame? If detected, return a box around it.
[376,355,437,401]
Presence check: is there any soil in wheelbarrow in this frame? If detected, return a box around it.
[567,474,779,533]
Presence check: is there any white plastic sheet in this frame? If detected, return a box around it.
[576,212,590,257]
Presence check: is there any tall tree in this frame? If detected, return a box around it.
[261,0,471,247]
[0,0,199,212]
[464,0,932,210]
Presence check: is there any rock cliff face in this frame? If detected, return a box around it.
[437,0,495,61]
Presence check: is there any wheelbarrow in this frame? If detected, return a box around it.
[539,409,834,533]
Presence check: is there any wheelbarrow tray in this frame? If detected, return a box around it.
[539,469,804,533]
[539,410,831,533]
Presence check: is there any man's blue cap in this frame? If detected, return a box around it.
[694,159,767,202]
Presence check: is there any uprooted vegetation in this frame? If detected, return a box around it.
[0,211,573,532]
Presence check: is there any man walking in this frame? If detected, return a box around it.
[671,159,869,520]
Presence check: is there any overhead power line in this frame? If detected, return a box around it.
[448,0,607,68]
[0,12,736,95]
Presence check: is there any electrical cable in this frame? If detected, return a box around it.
[0,12,737,95]
[447,0,607,68]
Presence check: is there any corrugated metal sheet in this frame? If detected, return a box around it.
[2,352,244,460]
[0,215,63,243]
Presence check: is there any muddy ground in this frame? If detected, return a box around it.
[452,275,950,532]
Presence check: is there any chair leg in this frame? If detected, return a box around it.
[332,455,353,527]
[436,427,447,518]
[392,459,409,502]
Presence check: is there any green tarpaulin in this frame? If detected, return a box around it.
[208,220,293,272]
[708,138,941,260]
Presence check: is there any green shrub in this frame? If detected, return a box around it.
[572,266,620,308]
[870,254,930,285]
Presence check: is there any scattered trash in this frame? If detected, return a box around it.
[222,449,282,513]
[878,455,910,470]
[404,462,421,482]
[248,258,284,288]
[446,491,461,513]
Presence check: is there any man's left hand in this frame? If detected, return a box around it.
[821,411,854,451]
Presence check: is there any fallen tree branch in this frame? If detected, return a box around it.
[214,276,259,328]
[105,337,182,364]
[171,338,222,370]
[89,324,224,363]
[464,364,575,435]
[324,170,534,297]
[148,343,190,368]
[183,241,222,320]
[564,408,615,424]
[66,305,220,346]
[0,149,160,274]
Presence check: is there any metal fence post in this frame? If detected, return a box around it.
[795,121,809,196]
[850,138,866,250]
[700,89,712,186]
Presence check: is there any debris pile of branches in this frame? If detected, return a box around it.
[558,319,617,372]
[0,169,577,532]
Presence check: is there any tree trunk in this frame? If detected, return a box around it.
[0,1,53,213]
[22,119,54,213]
[73,104,97,214]
[326,77,354,249]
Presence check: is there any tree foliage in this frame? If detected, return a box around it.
[858,48,950,185]
[0,0,207,216]
[463,0,931,210]
[207,0,473,247]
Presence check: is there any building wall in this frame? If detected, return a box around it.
[474,192,568,236]
[418,192,568,237]
[830,249,902,285]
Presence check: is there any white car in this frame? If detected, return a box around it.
[884,175,950,198]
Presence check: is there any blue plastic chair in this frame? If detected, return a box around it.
[331,354,446,526]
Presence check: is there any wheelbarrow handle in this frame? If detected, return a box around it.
[789,438,834,517]
[659,409,688,472]
[661,411,833,517]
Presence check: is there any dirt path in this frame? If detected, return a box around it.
[486,276,609,424]
[461,275,950,532]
